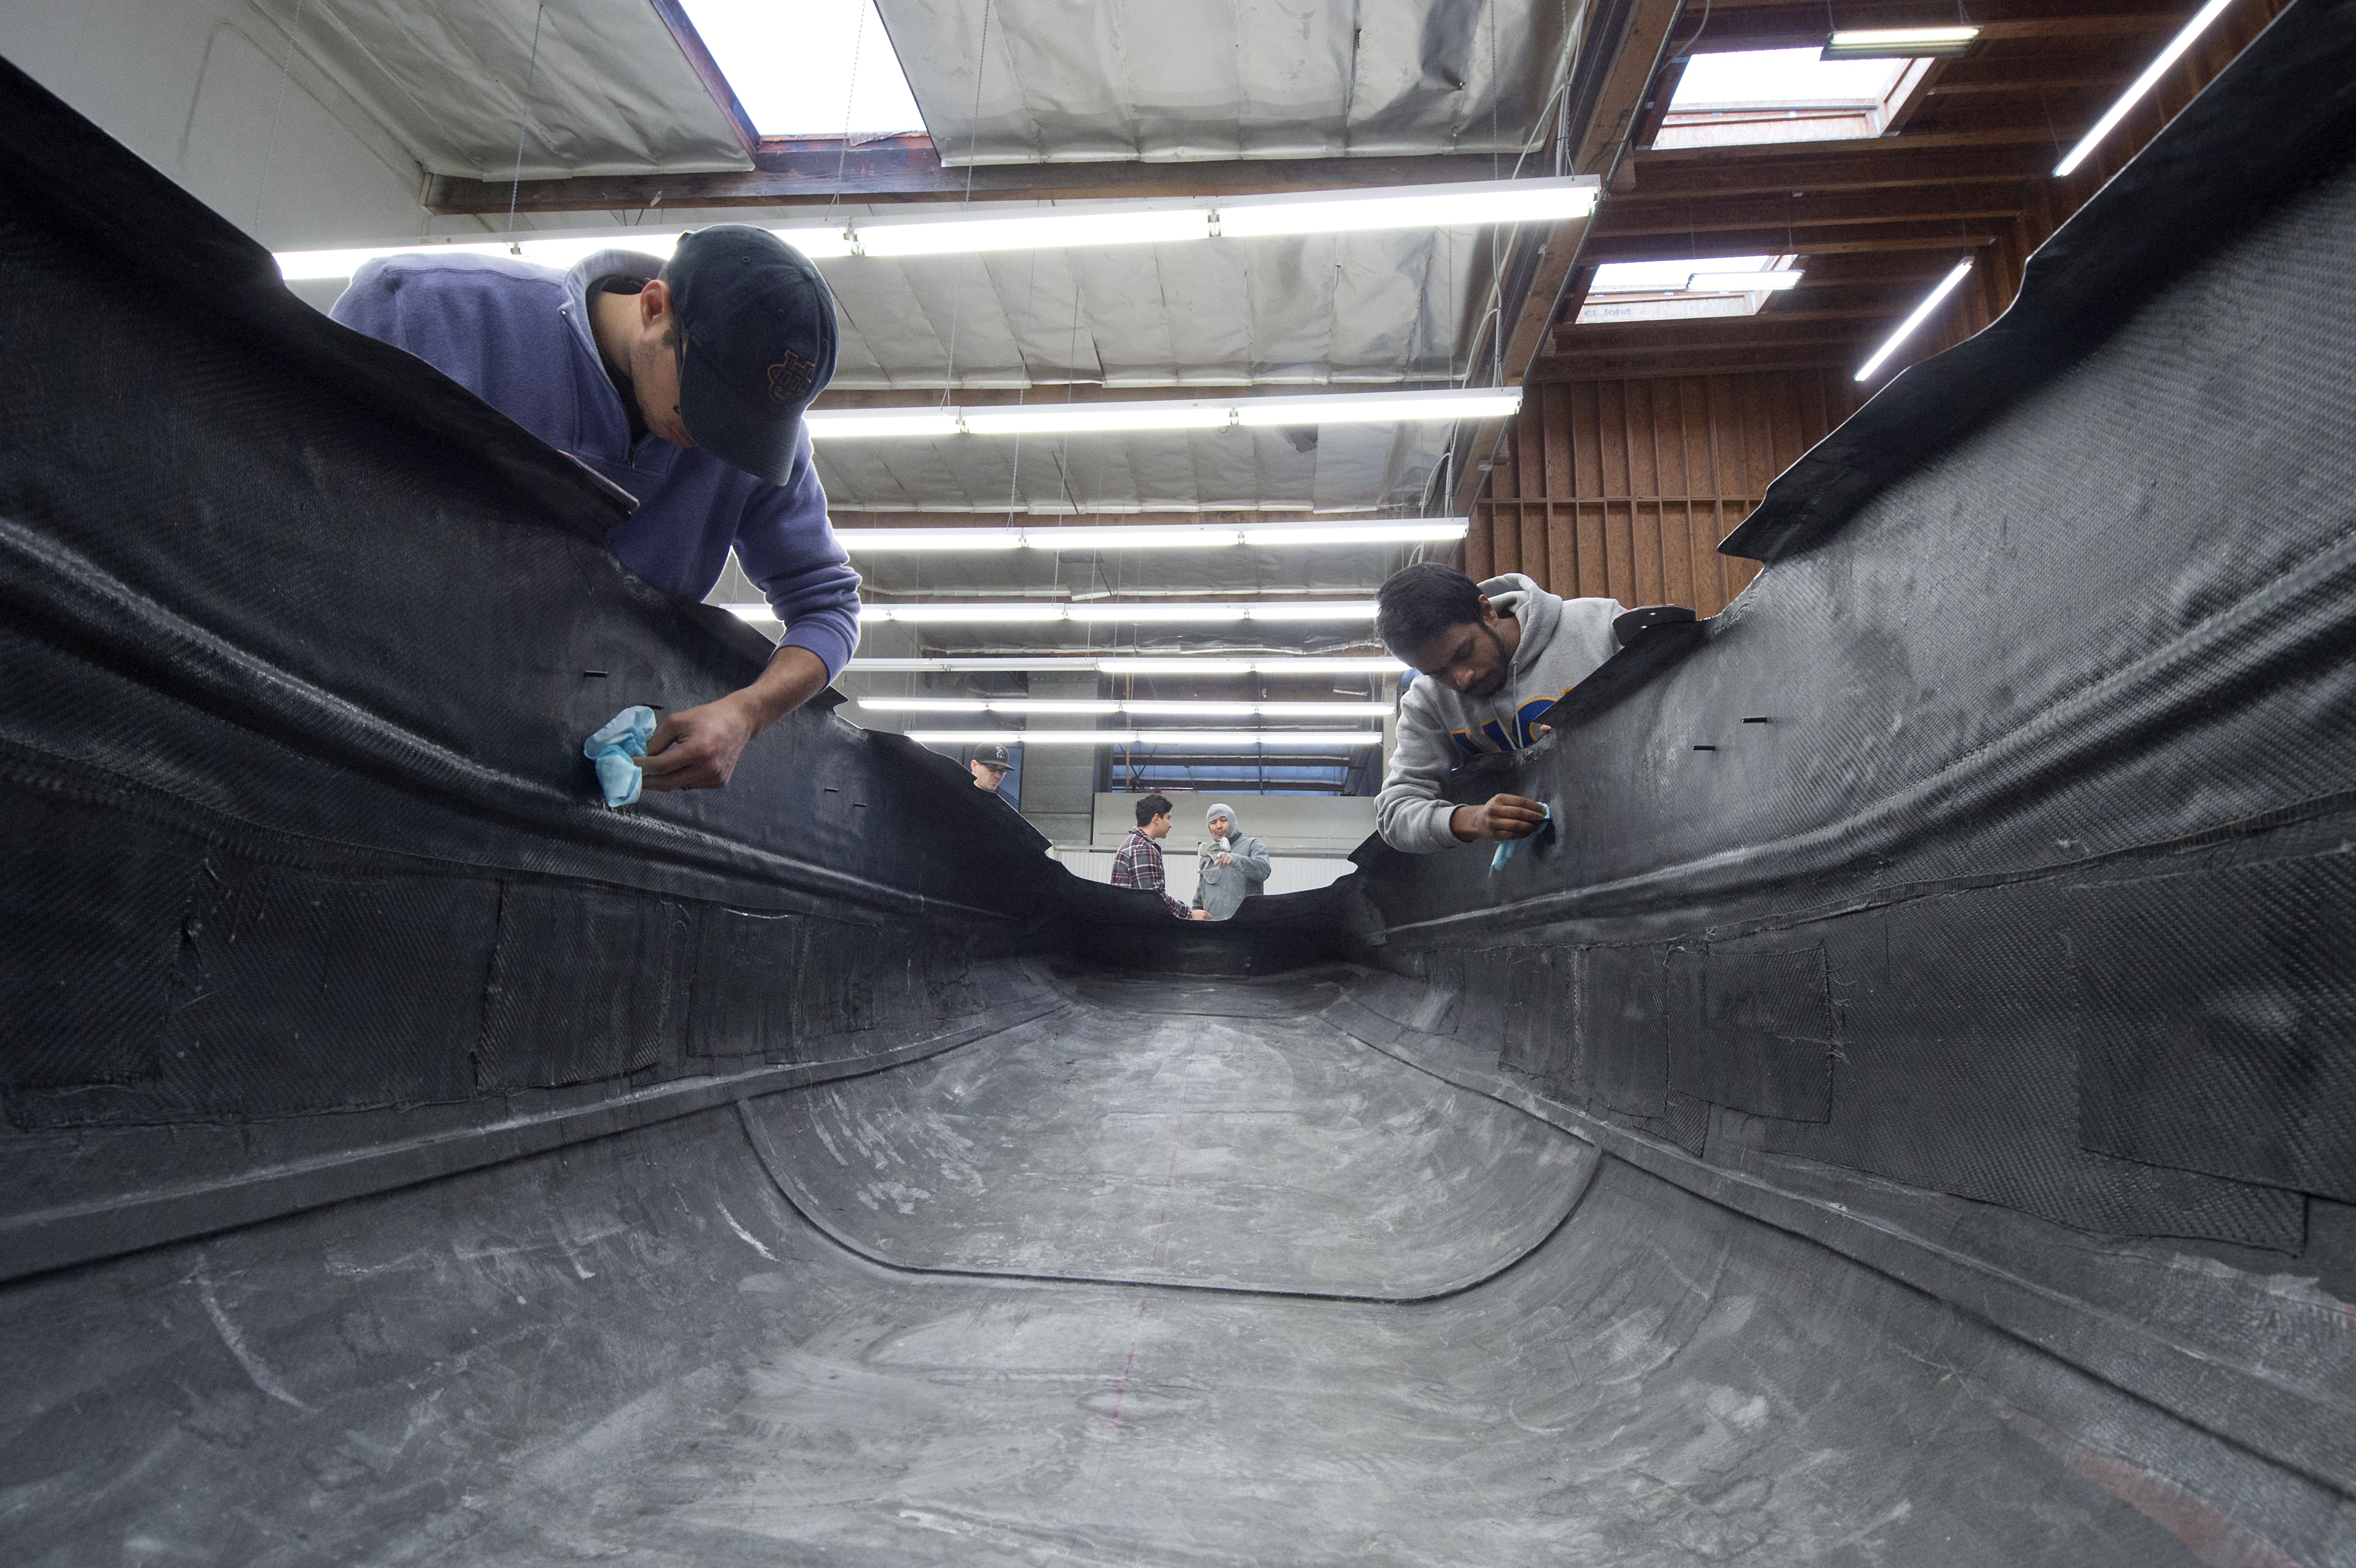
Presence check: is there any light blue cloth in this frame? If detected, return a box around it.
[583,706,658,808]
[1489,801,1556,873]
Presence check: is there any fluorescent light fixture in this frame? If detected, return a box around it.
[855,209,1209,257]
[833,518,1468,551]
[804,409,963,440]
[858,698,1394,717]
[1097,657,1406,675]
[959,404,1233,437]
[1234,390,1521,427]
[1684,269,1803,291]
[1243,601,1382,621]
[1239,520,1468,546]
[805,388,1520,442]
[834,529,1029,552]
[858,603,1066,623]
[1122,700,1395,716]
[850,600,1375,623]
[845,656,1407,674]
[1855,259,1976,382]
[2053,0,2236,177]
[903,730,1385,747]
[1821,25,1979,59]
[1065,603,1248,623]
[1212,180,1598,238]
[275,177,1597,282]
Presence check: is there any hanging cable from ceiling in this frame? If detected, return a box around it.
[503,4,549,240]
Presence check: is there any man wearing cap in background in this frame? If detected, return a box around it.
[330,226,859,792]
[969,742,1012,799]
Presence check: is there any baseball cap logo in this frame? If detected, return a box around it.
[766,350,815,403]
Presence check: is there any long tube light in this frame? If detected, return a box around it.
[763,599,1378,624]
[1821,26,1979,59]
[860,698,1394,716]
[834,518,1468,551]
[273,177,1600,282]
[903,730,1385,747]
[2052,0,2236,177]
[1854,259,1976,382]
[805,388,1521,441]
[725,598,1376,621]
[846,656,1406,674]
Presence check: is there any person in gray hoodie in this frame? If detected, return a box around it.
[1193,803,1272,919]
[1374,564,1625,853]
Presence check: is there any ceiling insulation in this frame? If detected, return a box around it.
[880,0,1578,164]
[812,419,1452,513]
[819,224,1487,389]
[246,0,750,180]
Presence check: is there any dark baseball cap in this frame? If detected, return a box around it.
[973,743,1012,767]
[662,226,838,484]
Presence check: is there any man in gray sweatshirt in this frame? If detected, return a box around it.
[1374,564,1625,853]
[1193,803,1272,919]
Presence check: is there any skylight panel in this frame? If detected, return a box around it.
[678,0,926,138]
[1590,257,1779,294]
[1579,256,1799,324]
[1670,48,1908,108]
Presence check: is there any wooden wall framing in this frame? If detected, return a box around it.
[1465,372,1859,614]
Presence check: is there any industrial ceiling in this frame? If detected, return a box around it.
[6,0,2270,790]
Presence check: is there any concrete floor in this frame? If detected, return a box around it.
[1,972,2215,1565]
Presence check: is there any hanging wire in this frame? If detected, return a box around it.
[504,3,549,239]
[828,0,869,214]
[938,0,996,403]
[251,0,312,233]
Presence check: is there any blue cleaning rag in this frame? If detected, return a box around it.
[583,706,658,809]
[1489,801,1556,874]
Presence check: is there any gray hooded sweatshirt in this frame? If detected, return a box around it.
[1375,574,1624,854]
[1193,802,1272,919]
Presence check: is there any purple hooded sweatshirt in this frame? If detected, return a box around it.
[330,248,862,680]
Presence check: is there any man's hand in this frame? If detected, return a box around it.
[640,693,761,792]
[1450,793,1549,843]
[639,645,829,792]
[1190,909,1210,920]
[1215,851,1234,867]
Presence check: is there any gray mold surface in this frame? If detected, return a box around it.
[747,974,1595,1297]
[0,977,2278,1567]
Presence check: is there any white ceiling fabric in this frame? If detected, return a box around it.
[251,0,750,180]
[879,0,1575,164]
[818,224,1485,391]
[813,420,1451,513]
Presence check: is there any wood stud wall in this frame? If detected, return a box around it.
[1465,373,1859,614]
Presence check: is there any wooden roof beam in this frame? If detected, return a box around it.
[1631,144,2061,198]
[1582,225,1997,266]
[1594,184,2025,239]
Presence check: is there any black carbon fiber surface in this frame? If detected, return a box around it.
[3,10,2355,1560]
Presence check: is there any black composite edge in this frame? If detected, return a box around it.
[0,998,1070,1285]
[1319,998,2355,1503]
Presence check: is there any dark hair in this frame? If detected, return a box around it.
[1135,793,1175,827]
[1376,563,1487,659]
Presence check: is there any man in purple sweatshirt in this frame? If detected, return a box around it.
[331,225,860,792]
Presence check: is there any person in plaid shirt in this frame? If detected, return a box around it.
[1110,795,1208,920]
